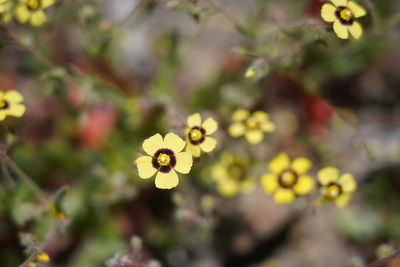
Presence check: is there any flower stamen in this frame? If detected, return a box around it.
[189,129,202,142]
[157,153,171,166]
[278,169,298,188]
[27,0,41,11]
[325,183,342,200]
[246,117,259,130]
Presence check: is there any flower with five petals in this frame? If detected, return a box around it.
[261,153,315,204]
[321,0,367,39]
[135,133,193,189]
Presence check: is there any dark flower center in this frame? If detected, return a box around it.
[278,169,298,188]
[227,163,247,181]
[0,99,9,110]
[324,182,343,200]
[336,6,354,25]
[245,116,260,130]
[27,0,41,11]
[152,148,176,173]
[188,126,206,145]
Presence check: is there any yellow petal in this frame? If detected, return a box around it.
[245,130,264,144]
[187,113,201,127]
[261,121,275,132]
[228,122,245,137]
[321,3,337,22]
[186,144,201,158]
[163,133,185,153]
[30,10,46,27]
[0,111,6,121]
[211,164,226,181]
[252,111,269,121]
[155,170,179,189]
[348,1,366,17]
[241,179,255,194]
[200,137,217,153]
[202,117,218,134]
[331,0,347,6]
[4,90,23,103]
[333,20,349,39]
[142,133,163,156]
[268,153,290,174]
[136,156,156,179]
[338,173,357,193]
[5,104,25,117]
[0,12,12,23]
[217,179,239,197]
[335,193,351,207]
[260,173,278,193]
[274,188,295,204]
[232,109,249,121]
[348,21,363,39]
[291,157,312,175]
[42,0,55,8]
[174,152,193,174]
[294,175,314,195]
[318,167,339,185]
[15,5,30,23]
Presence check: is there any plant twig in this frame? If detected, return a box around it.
[1,155,51,206]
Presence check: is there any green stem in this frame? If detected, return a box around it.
[1,156,51,205]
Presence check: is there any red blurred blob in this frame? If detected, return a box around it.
[306,0,323,17]
[78,105,117,149]
[223,52,243,73]
[304,95,333,136]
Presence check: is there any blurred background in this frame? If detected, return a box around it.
[0,0,400,266]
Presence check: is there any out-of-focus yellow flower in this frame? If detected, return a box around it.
[0,90,26,121]
[0,0,12,23]
[317,167,357,207]
[211,152,254,197]
[260,153,314,204]
[244,67,257,78]
[321,0,366,39]
[49,204,65,220]
[185,113,218,158]
[15,0,55,27]
[228,109,275,144]
[36,252,50,263]
[136,133,193,189]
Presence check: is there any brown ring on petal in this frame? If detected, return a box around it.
[335,6,354,25]
[0,100,9,110]
[152,148,176,173]
[278,169,299,189]
[324,182,343,201]
[188,126,206,145]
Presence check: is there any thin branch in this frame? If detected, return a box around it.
[335,109,373,160]
[202,0,238,25]
[1,155,51,206]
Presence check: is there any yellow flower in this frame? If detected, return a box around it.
[136,133,193,189]
[35,252,50,263]
[0,0,12,23]
[185,113,218,158]
[317,167,357,207]
[0,90,26,121]
[211,152,254,197]
[15,0,55,27]
[260,153,314,204]
[321,0,367,39]
[228,109,275,144]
